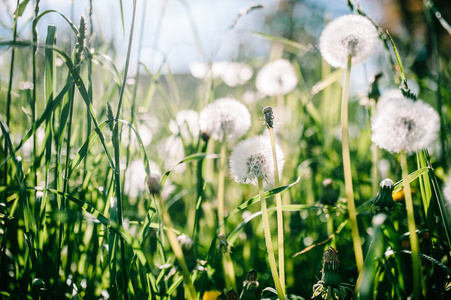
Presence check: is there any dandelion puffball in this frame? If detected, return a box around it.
[319,14,378,68]
[371,97,439,154]
[199,98,251,142]
[256,59,298,96]
[169,110,199,143]
[443,178,451,205]
[229,135,284,186]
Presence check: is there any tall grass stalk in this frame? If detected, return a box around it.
[109,0,137,297]
[400,150,422,300]
[258,177,285,300]
[155,194,197,300]
[267,118,285,291]
[341,56,363,273]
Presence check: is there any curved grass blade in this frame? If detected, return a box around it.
[224,176,301,225]
[393,167,430,193]
[251,31,309,55]
[160,153,218,187]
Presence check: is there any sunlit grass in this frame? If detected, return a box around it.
[1,0,451,299]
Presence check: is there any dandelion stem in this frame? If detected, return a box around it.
[341,55,364,273]
[155,194,197,300]
[217,140,227,235]
[370,103,379,195]
[327,207,336,249]
[268,126,285,291]
[217,140,236,290]
[258,177,285,300]
[400,150,423,300]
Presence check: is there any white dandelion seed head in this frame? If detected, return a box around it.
[256,59,298,96]
[189,62,211,79]
[377,89,403,107]
[199,98,251,142]
[371,97,440,154]
[229,135,284,186]
[443,178,451,205]
[380,178,394,188]
[319,14,378,68]
[177,234,194,250]
[219,62,253,87]
[169,110,199,143]
[157,135,186,173]
[124,160,147,198]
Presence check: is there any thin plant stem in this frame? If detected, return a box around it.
[370,103,379,195]
[155,194,197,300]
[327,207,336,249]
[217,140,236,290]
[217,140,227,235]
[400,150,423,300]
[268,126,285,291]
[258,177,285,300]
[341,55,364,273]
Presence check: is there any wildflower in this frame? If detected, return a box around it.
[313,247,352,300]
[377,89,403,107]
[372,178,395,214]
[319,14,378,68]
[444,178,451,205]
[199,98,251,142]
[177,234,196,271]
[255,59,298,96]
[157,135,186,173]
[124,160,147,198]
[240,269,260,300]
[371,97,439,154]
[229,135,284,186]
[220,62,253,87]
[202,290,222,300]
[169,110,199,144]
[190,62,211,79]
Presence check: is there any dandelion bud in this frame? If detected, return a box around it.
[320,178,339,206]
[229,136,284,186]
[146,174,162,195]
[226,290,239,300]
[177,234,196,271]
[321,247,341,287]
[199,98,251,142]
[217,233,230,254]
[240,269,259,300]
[319,14,378,68]
[371,97,439,154]
[372,178,395,215]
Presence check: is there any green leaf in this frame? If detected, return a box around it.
[392,167,430,193]
[251,31,308,54]
[14,0,30,18]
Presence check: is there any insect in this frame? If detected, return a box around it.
[262,106,274,128]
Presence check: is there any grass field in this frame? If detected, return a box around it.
[1,0,451,299]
